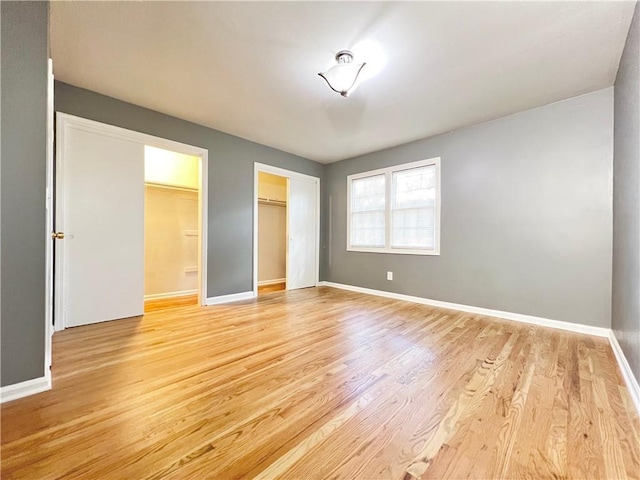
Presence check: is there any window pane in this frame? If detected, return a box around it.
[351,174,385,212]
[391,165,436,249]
[350,211,385,247]
[350,174,385,247]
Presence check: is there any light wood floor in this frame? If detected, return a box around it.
[145,284,287,313]
[144,294,198,313]
[2,287,639,479]
[258,282,286,295]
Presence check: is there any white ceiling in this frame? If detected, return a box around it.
[51,1,635,163]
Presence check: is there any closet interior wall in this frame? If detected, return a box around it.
[144,146,200,299]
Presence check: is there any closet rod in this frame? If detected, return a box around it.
[145,182,198,193]
[258,197,286,207]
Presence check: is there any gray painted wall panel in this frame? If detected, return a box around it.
[613,2,640,383]
[1,1,49,386]
[324,89,614,328]
[54,82,324,298]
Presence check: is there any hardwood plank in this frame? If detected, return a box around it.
[568,337,607,479]
[404,332,519,479]
[258,282,286,294]
[270,320,500,480]
[425,325,534,480]
[144,294,198,312]
[1,287,638,479]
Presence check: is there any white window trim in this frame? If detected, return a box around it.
[347,157,441,256]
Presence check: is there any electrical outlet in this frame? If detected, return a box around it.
[387,271,393,281]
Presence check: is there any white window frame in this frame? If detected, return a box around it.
[347,157,441,255]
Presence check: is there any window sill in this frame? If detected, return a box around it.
[346,246,440,256]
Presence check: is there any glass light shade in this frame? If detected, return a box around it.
[318,51,366,97]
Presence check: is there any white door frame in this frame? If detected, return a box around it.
[54,113,209,331]
[44,59,54,376]
[253,162,320,297]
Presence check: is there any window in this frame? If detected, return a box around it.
[347,158,440,255]
[349,174,386,248]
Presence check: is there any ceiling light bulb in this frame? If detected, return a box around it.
[318,50,366,97]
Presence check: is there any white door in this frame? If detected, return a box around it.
[56,119,145,328]
[286,176,318,290]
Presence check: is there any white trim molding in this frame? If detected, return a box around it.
[1,374,51,404]
[608,332,640,415]
[258,278,286,286]
[45,58,54,371]
[318,281,610,338]
[144,290,198,301]
[206,291,256,306]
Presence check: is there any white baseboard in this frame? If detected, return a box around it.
[0,373,51,403]
[144,289,198,301]
[608,332,640,415]
[258,278,286,287]
[318,281,610,338]
[206,291,255,306]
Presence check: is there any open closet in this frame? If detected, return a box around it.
[144,146,200,310]
[257,172,287,294]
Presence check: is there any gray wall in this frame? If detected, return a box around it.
[324,88,614,328]
[613,2,640,383]
[1,2,49,386]
[55,82,324,298]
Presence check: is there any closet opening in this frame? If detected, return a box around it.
[144,146,201,312]
[257,172,287,295]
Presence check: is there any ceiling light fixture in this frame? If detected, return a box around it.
[318,50,366,97]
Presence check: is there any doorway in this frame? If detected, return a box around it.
[144,146,201,312]
[253,163,320,297]
[257,172,287,295]
[53,113,208,330]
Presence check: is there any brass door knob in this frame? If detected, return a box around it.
[52,232,65,239]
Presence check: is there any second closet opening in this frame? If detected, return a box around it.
[257,172,287,295]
